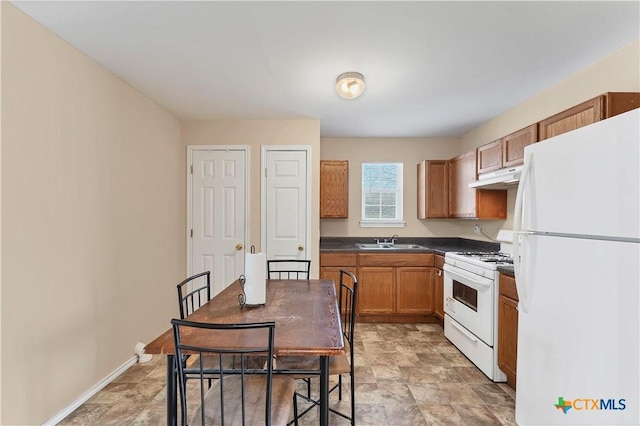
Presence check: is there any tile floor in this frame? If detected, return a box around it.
[59,323,516,425]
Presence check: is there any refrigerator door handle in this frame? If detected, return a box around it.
[513,152,533,313]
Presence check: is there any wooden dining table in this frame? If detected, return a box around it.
[144,278,345,426]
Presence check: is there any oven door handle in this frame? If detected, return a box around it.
[443,264,492,289]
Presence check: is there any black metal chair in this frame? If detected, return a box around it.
[266,259,313,400]
[177,271,211,319]
[176,272,216,373]
[172,319,295,426]
[176,271,219,413]
[284,270,358,425]
[266,260,311,280]
[329,269,358,424]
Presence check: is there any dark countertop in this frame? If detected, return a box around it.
[498,265,515,277]
[320,237,499,256]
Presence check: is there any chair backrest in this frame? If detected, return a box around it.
[338,270,358,349]
[172,319,276,426]
[266,259,311,280]
[176,271,211,319]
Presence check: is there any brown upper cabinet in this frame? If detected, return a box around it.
[421,92,638,221]
[477,124,537,174]
[502,124,538,167]
[449,151,507,219]
[477,140,503,174]
[449,151,477,217]
[417,160,449,219]
[320,160,348,218]
[539,92,640,140]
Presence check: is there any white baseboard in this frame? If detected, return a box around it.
[43,355,139,425]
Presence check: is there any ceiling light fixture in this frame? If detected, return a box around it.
[336,72,365,99]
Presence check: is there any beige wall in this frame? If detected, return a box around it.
[1,4,184,424]
[319,137,495,239]
[181,120,321,275]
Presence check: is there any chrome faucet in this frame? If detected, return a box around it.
[375,234,399,245]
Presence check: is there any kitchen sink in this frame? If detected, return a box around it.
[356,243,427,250]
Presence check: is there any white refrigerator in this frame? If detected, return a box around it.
[513,109,639,425]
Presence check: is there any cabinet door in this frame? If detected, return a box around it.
[539,93,640,141]
[320,160,348,218]
[477,140,502,174]
[417,160,449,219]
[604,92,640,117]
[358,267,395,314]
[320,252,357,302]
[498,294,518,389]
[320,266,357,310]
[434,267,444,320]
[449,151,477,218]
[539,96,604,140]
[396,267,434,314]
[502,124,538,167]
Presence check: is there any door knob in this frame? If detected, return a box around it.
[298,245,304,251]
[236,244,243,251]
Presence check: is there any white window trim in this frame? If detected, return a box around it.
[359,220,406,228]
[360,162,405,228]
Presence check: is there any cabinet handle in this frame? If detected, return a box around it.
[437,269,442,277]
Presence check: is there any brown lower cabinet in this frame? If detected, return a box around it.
[358,267,396,314]
[498,273,519,389]
[397,267,434,314]
[433,255,445,322]
[320,252,438,323]
[318,252,357,300]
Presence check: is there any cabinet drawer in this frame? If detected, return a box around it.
[358,253,434,267]
[435,254,445,269]
[499,273,518,301]
[320,252,357,267]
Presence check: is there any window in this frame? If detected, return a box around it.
[360,162,405,227]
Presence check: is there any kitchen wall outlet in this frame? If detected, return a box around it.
[473,224,482,234]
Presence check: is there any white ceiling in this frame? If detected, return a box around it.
[11,1,640,138]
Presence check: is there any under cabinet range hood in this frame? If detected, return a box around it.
[469,165,522,189]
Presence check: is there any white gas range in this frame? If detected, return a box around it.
[443,251,513,382]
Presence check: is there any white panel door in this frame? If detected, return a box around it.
[190,149,246,296]
[264,149,308,261]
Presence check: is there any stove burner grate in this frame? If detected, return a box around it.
[452,251,513,264]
